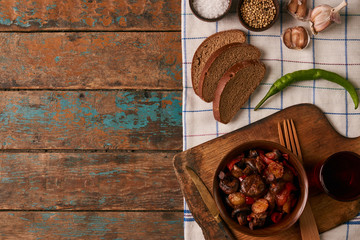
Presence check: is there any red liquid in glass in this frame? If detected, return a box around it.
[319,152,360,201]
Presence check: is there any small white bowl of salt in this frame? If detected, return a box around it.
[189,0,232,22]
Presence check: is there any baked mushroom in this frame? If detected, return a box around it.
[249,212,267,230]
[240,174,266,197]
[244,158,257,171]
[255,157,266,173]
[219,171,240,194]
[269,180,286,194]
[232,206,251,226]
[264,191,276,211]
[282,167,294,182]
[231,165,244,178]
[248,150,258,158]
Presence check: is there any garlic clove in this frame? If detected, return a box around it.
[291,29,301,48]
[310,4,328,19]
[309,0,347,35]
[312,18,332,35]
[293,27,308,49]
[283,28,293,49]
[287,0,299,14]
[296,0,307,18]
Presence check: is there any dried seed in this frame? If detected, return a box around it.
[240,0,277,29]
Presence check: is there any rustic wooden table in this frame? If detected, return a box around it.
[0,1,183,239]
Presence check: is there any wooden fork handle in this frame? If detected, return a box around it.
[299,202,320,240]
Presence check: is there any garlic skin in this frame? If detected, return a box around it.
[287,0,309,21]
[283,26,310,50]
[310,0,347,35]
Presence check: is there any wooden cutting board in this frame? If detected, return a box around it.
[173,104,360,240]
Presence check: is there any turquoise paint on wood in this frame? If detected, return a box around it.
[41,213,56,221]
[0,32,181,90]
[1,212,184,238]
[46,4,57,11]
[0,91,182,150]
[0,0,180,31]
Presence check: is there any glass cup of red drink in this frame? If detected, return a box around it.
[308,151,360,201]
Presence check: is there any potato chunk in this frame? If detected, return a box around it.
[268,162,284,179]
[228,192,246,206]
[251,198,269,214]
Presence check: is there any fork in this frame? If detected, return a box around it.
[278,119,320,240]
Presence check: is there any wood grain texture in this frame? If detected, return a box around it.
[0,0,180,31]
[0,91,182,150]
[0,32,181,90]
[173,104,360,240]
[0,152,182,210]
[0,211,183,239]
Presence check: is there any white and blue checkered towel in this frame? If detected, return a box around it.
[181,0,360,239]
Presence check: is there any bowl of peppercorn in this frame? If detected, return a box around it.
[237,0,280,31]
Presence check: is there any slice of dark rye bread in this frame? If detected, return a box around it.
[198,42,261,102]
[213,60,266,124]
[191,30,246,96]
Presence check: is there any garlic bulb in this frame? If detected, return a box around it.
[287,0,309,21]
[310,0,347,35]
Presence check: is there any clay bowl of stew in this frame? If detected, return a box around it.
[237,0,280,32]
[213,140,308,237]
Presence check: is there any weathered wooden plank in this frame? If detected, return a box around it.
[0,0,180,31]
[0,91,182,150]
[0,152,182,210]
[0,32,181,89]
[0,211,183,239]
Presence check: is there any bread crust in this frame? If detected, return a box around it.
[213,60,266,124]
[191,30,246,96]
[198,42,260,102]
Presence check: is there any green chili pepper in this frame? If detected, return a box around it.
[254,69,359,110]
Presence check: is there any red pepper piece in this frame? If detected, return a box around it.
[268,208,274,217]
[259,153,275,165]
[227,154,244,171]
[276,188,290,206]
[265,151,277,160]
[256,149,265,155]
[271,212,283,223]
[277,183,296,207]
[245,196,255,205]
[282,153,289,160]
[239,175,247,181]
[291,197,298,208]
[283,160,298,176]
[285,182,297,192]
